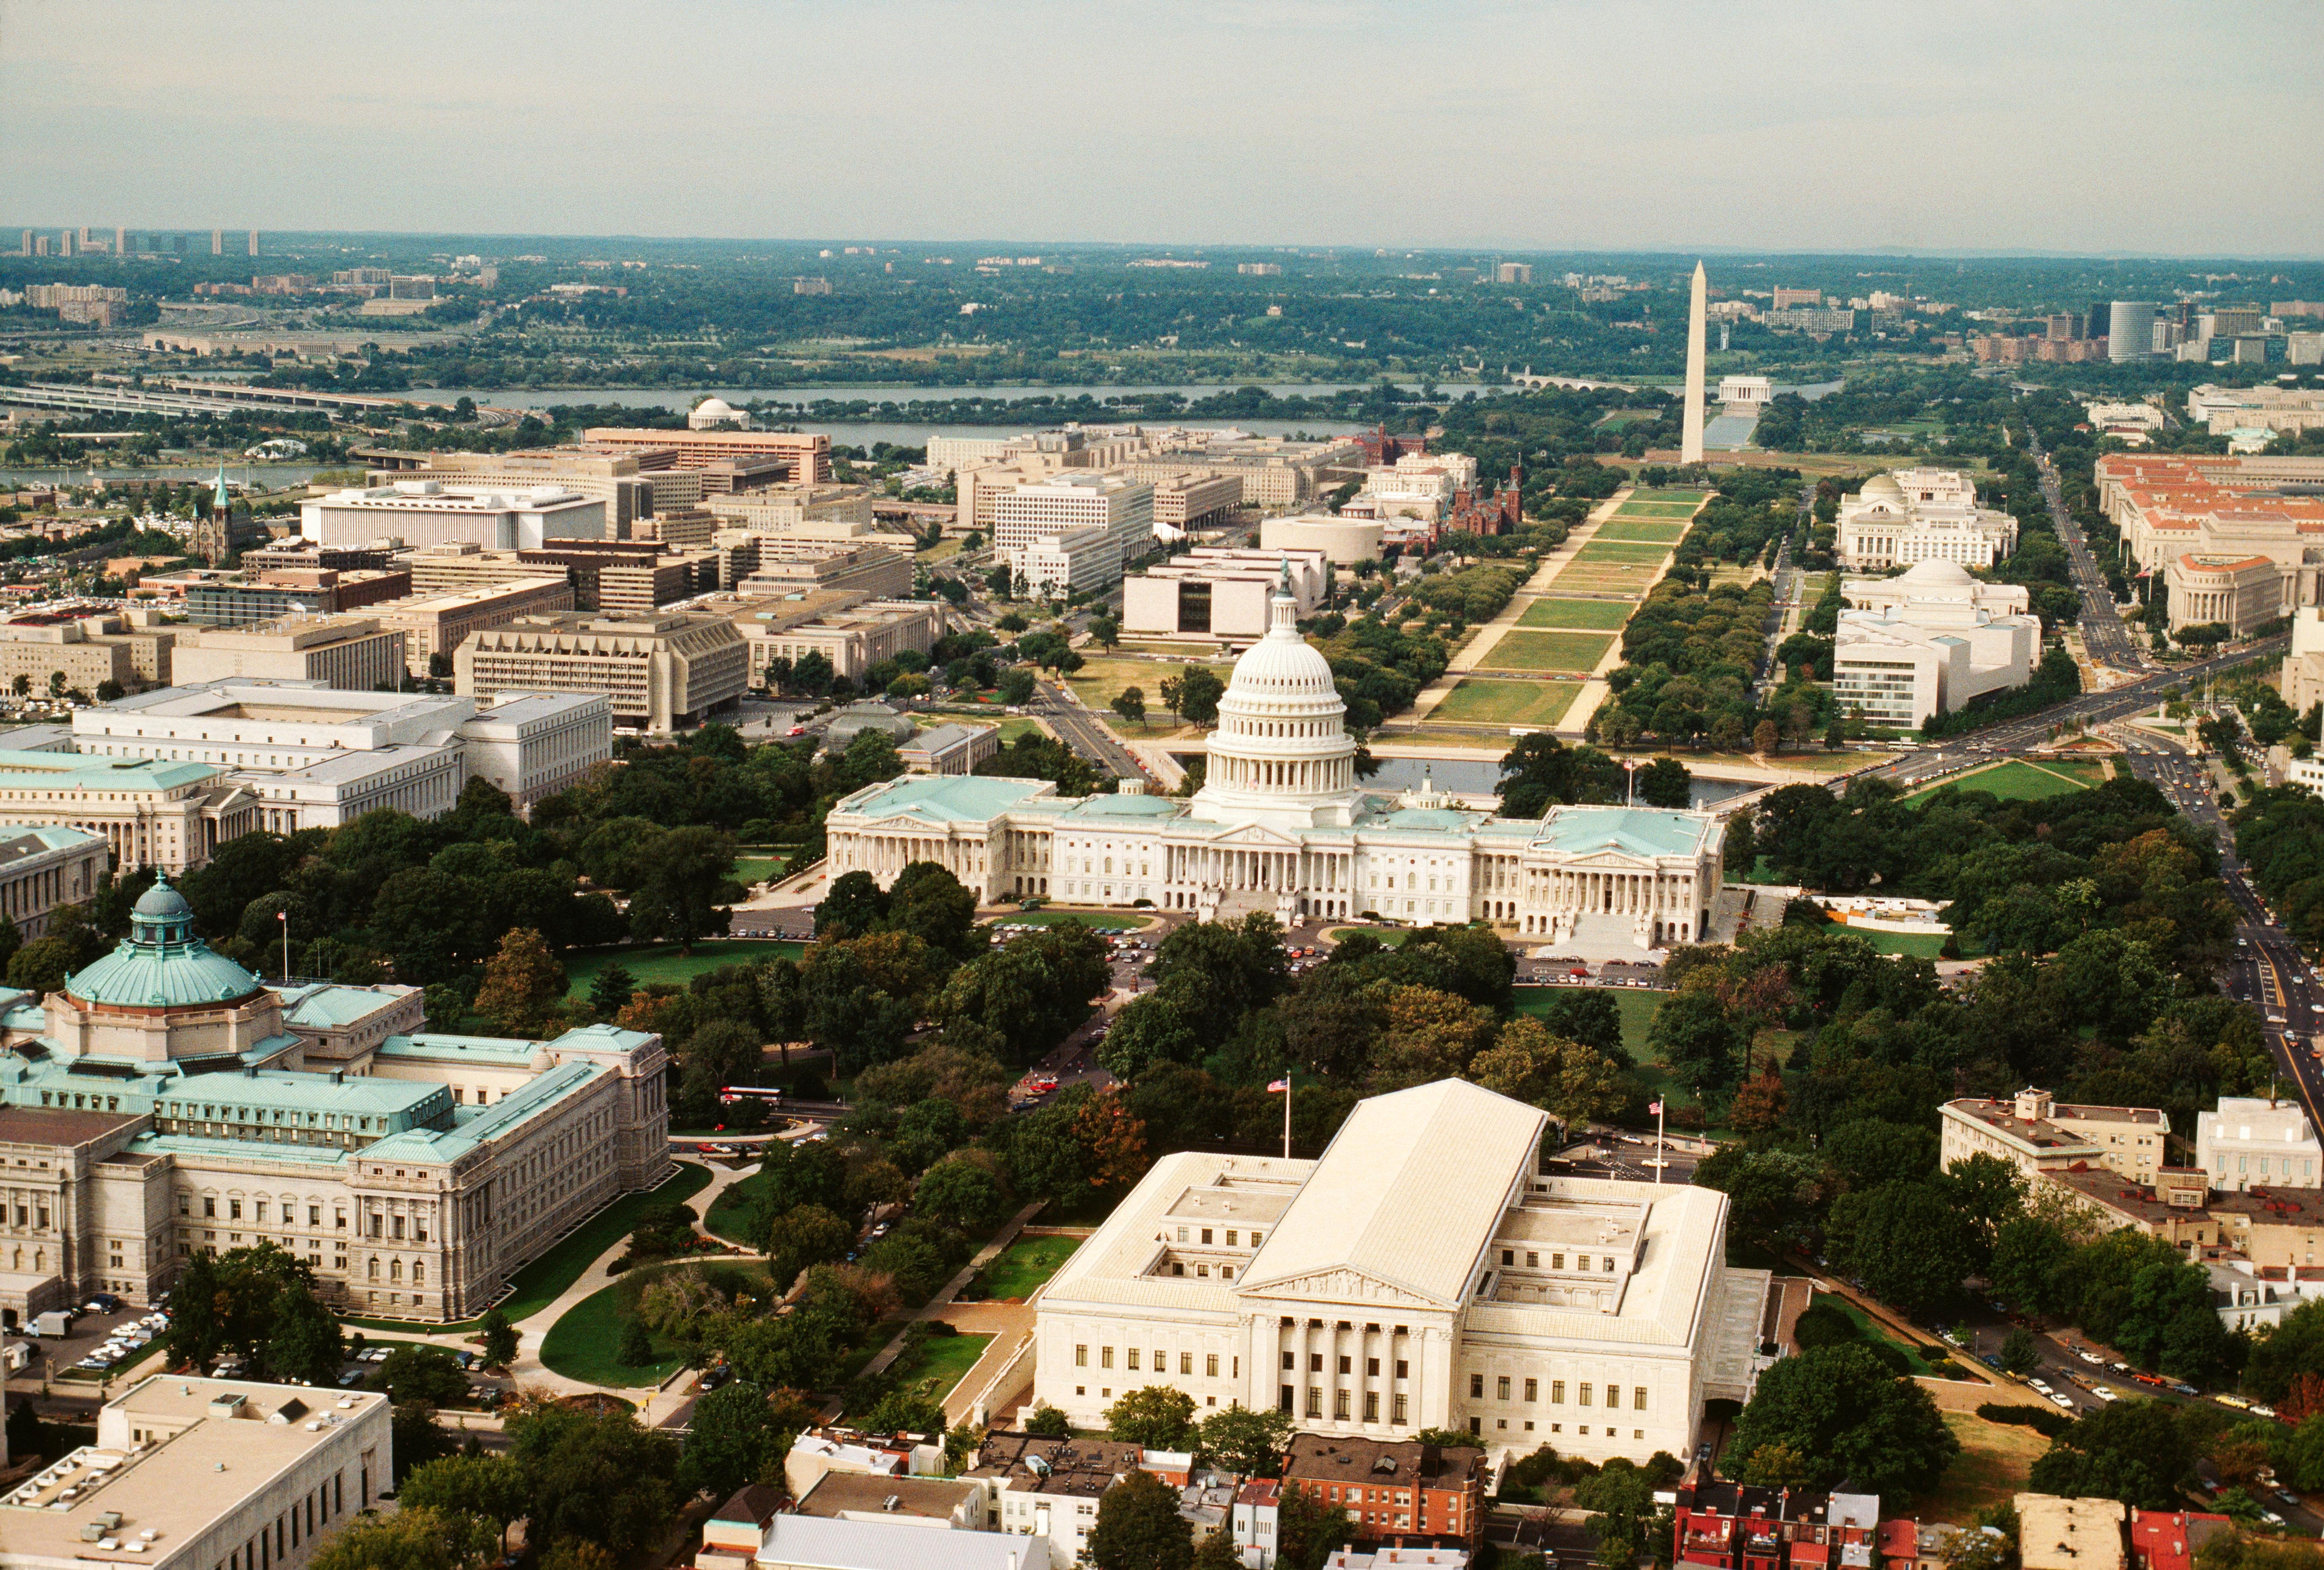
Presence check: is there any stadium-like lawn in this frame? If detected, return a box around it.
[1572,540,1675,563]
[563,940,803,1000]
[1594,520,1691,543]
[1907,758,2093,802]
[1477,630,1617,672]
[1519,597,1635,630]
[1426,678,1579,729]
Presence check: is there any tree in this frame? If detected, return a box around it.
[1090,614,1121,651]
[394,1401,460,1482]
[1519,988,1624,1056]
[1469,1016,1626,1131]
[999,667,1038,706]
[310,1508,500,1570]
[1754,719,1780,755]
[627,826,743,952]
[398,1454,528,1554]
[1107,1384,1198,1449]
[1824,1181,1976,1316]
[1637,756,1693,807]
[264,1288,346,1386]
[1197,1403,1293,1476]
[1273,1481,1355,1570]
[473,927,566,1038]
[915,1158,1010,1233]
[1727,1342,1960,1499]
[680,1381,799,1499]
[618,1320,655,1366]
[479,1308,519,1370]
[1024,1402,1073,1437]
[2028,1399,2201,1508]
[1113,686,1148,727]
[588,962,638,1018]
[1999,1328,2042,1375]
[1647,989,1745,1093]
[504,1406,683,1560]
[378,1345,469,1408]
[1176,666,1225,727]
[1575,1459,1666,1570]
[762,1202,857,1289]
[1088,1470,1194,1570]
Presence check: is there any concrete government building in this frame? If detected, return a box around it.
[824,570,1724,948]
[0,877,668,1327]
[1031,1079,1777,1464]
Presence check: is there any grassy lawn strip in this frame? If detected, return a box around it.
[1572,540,1674,563]
[1840,927,1950,958]
[563,940,806,1000]
[1906,759,2091,803]
[1519,597,1635,630]
[987,909,1153,932]
[1326,926,1408,947]
[431,1161,716,1330]
[1814,1292,1941,1375]
[1629,488,1708,503]
[1477,630,1616,673]
[1912,1411,2048,1524]
[842,1332,995,1421]
[540,1280,690,1388]
[1594,521,1691,543]
[733,857,782,887]
[1427,679,1579,729]
[973,1236,1082,1300]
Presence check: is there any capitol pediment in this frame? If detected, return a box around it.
[1236,1265,1447,1310]
[1202,823,1303,848]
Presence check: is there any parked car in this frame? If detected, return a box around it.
[2050,1393,2076,1410]
[337,1369,366,1388]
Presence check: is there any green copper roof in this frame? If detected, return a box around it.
[0,752,221,791]
[64,871,267,1009]
[838,774,1054,824]
[1533,806,1712,859]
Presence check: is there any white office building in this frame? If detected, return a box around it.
[993,474,1155,594]
[1829,561,2040,729]
[17,679,612,828]
[1834,470,2020,571]
[301,481,605,552]
[2197,1097,2324,1192]
[1031,1078,1776,1465]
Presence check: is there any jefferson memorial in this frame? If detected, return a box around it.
[824,570,1726,947]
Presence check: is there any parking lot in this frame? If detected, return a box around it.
[5,1294,169,1387]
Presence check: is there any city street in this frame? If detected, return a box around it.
[2028,432,2146,673]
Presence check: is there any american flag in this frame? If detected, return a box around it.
[1268,1079,1290,1093]
[1648,1100,1663,1116]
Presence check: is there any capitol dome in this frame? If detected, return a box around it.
[1189,564,1360,830]
[1858,473,1906,505]
[65,871,267,1010]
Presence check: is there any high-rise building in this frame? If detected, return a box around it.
[247,229,260,257]
[1495,262,1532,285]
[114,225,126,255]
[211,228,224,256]
[2108,301,2159,361]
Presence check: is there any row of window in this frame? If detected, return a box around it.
[1499,1247,1619,1273]
[1283,1384,1405,1422]
[1074,1345,1240,1377]
[1174,1225,1263,1246]
[1469,1373,1648,1410]
[210,1465,351,1570]
[1286,1350,1409,1379]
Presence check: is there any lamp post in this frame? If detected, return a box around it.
[278,907,290,985]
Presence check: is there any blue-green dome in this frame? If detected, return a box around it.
[65,872,266,1009]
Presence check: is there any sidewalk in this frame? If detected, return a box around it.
[818,1199,1049,1422]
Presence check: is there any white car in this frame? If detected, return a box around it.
[2094,1387,2119,1402]
[2078,1350,2105,1365]
[2031,1379,2054,1394]
[2050,1393,2076,1410]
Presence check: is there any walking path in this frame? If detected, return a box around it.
[816,1199,1048,1423]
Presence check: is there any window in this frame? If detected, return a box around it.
[230,1199,242,1220]
[1395,1359,1409,1379]
[1605,1384,1621,1410]
[204,1197,217,1218]
[1226,1230,1238,1246]
[1101,1346,1114,1369]
[1339,1355,1352,1375]
[1552,1253,1564,1269]
[1502,1249,1514,1266]
[1281,1385,1295,1412]
[1201,1228,1213,1244]
[1497,1376,1511,1401]
[1602,1256,1615,1272]
[1367,1357,1380,1377]
[1634,1387,1648,1411]
[1526,1251,1539,1268]
[1251,1231,1263,1246]
[1283,1350,1296,1371]
[1364,1390,1380,1420]
[1127,1349,1141,1370]
[1334,1389,1350,1420]
[1393,1394,1408,1424]
[1579,1383,1593,1406]
[1307,1388,1322,1418]
[1524,1378,1538,1402]
[1310,1353,1324,1373]
[1206,1354,1219,1377]
[1470,1373,1484,1398]
[309,1206,321,1225]
[1076,1345,1088,1367]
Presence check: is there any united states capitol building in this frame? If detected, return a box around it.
[824,571,1726,948]
[0,878,668,1329]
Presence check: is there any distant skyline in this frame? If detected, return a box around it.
[5,0,2321,258]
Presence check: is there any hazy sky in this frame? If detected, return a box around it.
[6,0,2319,256]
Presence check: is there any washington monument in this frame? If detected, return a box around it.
[1680,260,1707,464]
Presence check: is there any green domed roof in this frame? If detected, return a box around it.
[65,871,267,1009]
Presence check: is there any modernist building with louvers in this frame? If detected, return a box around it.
[824,569,1724,948]
[0,875,667,1328]
[1030,1079,1774,1464]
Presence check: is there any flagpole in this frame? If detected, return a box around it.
[1283,1075,1291,1161]
[1655,1099,1665,1185]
